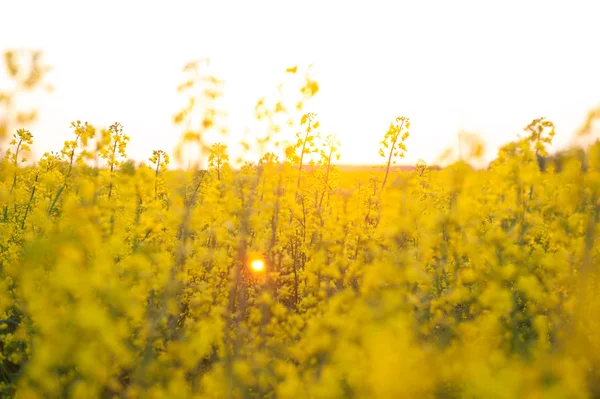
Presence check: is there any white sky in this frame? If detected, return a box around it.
[1,0,600,167]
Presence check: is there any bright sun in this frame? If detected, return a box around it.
[250,259,265,273]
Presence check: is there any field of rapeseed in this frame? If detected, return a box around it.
[1,55,600,398]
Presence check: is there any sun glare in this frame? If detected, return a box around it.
[250,258,265,273]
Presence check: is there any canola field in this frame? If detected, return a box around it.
[1,60,600,398]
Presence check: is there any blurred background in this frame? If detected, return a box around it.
[1,0,600,168]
